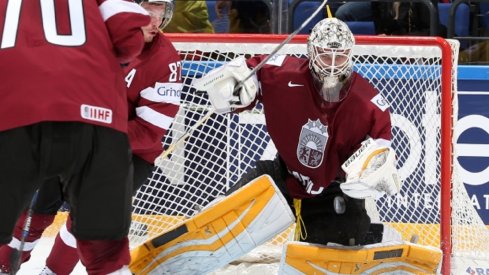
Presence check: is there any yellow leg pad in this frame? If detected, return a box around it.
[279,241,442,274]
[130,175,295,275]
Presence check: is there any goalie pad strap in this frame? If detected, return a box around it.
[151,225,188,248]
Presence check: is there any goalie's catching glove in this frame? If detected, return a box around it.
[341,138,402,199]
[192,56,259,113]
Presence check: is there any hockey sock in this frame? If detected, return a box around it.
[0,211,55,272]
[45,221,79,275]
[77,237,130,275]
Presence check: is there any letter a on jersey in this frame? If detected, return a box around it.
[130,175,295,275]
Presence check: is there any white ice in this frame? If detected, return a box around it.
[17,237,280,275]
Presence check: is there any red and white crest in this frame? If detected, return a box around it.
[296,119,328,168]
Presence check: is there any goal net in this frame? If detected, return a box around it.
[129,34,489,274]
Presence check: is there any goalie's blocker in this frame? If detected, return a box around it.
[129,175,295,274]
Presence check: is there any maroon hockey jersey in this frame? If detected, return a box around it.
[247,55,392,198]
[124,33,182,163]
[0,0,150,133]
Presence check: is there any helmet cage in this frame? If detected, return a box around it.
[309,47,353,80]
[307,18,355,82]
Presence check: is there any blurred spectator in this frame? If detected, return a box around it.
[372,0,447,36]
[216,0,271,33]
[335,1,373,22]
[213,0,231,33]
[459,41,489,64]
[164,0,214,33]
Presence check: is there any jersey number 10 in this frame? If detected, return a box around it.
[1,0,86,49]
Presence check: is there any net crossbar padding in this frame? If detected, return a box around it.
[129,34,489,274]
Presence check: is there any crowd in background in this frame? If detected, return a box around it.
[162,0,489,64]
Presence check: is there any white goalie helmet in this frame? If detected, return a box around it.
[139,0,175,29]
[307,18,355,103]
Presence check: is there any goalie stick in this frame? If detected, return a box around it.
[154,0,329,167]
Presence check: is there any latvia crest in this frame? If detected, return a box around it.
[297,119,328,168]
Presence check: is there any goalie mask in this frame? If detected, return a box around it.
[139,0,175,30]
[307,18,355,103]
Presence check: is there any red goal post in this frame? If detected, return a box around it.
[129,34,489,274]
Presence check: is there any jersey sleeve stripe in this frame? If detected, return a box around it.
[136,106,175,130]
[99,0,148,21]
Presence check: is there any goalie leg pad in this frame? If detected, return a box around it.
[129,175,295,275]
[278,240,442,274]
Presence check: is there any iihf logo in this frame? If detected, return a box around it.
[80,104,112,124]
[297,119,328,168]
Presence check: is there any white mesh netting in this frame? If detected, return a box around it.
[128,34,489,273]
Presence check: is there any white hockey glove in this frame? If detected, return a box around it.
[192,56,258,113]
[340,138,402,199]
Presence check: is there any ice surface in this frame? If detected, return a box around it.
[17,237,280,275]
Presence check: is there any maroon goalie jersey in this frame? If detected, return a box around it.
[0,0,150,133]
[124,33,182,163]
[247,55,392,199]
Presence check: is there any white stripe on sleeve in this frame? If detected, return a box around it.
[136,106,174,130]
[99,0,148,21]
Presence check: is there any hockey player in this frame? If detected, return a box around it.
[194,17,400,246]
[129,15,444,274]
[129,16,410,275]
[0,1,180,274]
[186,16,445,274]
[0,1,150,274]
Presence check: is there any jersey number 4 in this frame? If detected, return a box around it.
[1,0,86,49]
